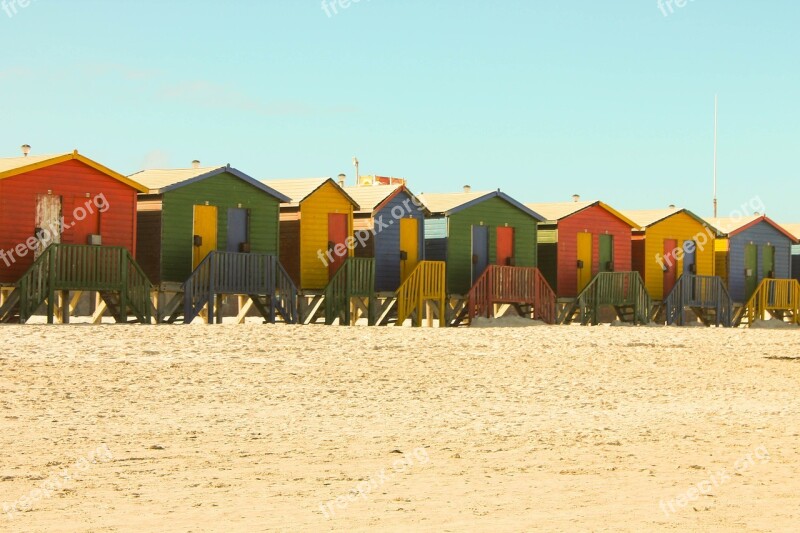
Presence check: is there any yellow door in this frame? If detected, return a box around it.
[192,205,218,269]
[577,232,593,293]
[399,218,419,283]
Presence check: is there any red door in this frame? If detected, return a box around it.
[663,239,678,298]
[328,213,349,279]
[496,227,514,266]
[70,197,100,245]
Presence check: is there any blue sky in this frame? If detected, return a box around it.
[1,0,797,220]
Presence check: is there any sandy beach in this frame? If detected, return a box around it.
[1,323,798,532]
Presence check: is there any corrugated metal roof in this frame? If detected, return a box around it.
[706,215,761,235]
[621,208,685,228]
[525,201,596,221]
[344,184,402,213]
[0,154,63,173]
[260,177,331,206]
[129,167,222,192]
[416,190,497,214]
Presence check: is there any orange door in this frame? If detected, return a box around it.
[496,227,514,266]
[328,213,348,279]
[663,239,678,298]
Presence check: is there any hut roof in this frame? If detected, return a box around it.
[344,184,429,216]
[130,165,289,201]
[0,150,148,192]
[782,223,800,241]
[621,208,719,234]
[525,201,639,228]
[261,177,359,208]
[418,190,544,221]
[709,216,800,242]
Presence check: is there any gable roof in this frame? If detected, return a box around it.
[417,190,544,221]
[621,208,720,234]
[261,177,359,209]
[344,184,429,216]
[525,200,639,228]
[129,165,290,201]
[709,216,800,243]
[0,150,148,193]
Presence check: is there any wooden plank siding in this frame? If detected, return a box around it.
[298,181,353,290]
[135,200,163,284]
[424,217,448,262]
[544,204,633,298]
[447,196,538,295]
[371,191,426,292]
[0,159,138,283]
[635,211,716,300]
[156,172,281,284]
[725,222,794,302]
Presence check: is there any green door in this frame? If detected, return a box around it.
[763,245,775,278]
[599,234,614,272]
[744,243,758,300]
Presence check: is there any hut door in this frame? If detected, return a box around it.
[682,240,697,275]
[763,245,775,278]
[662,239,678,298]
[192,205,218,269]
[599,234,614,272]
[71,196,100,246]
[399,218,419,283]
[744,244,758,300]
[576,232,592,293]
[34,194,62,259]
[496,227,514,266]
[328,213,348,278]
[226,208,249,253]
[471,225,489,284]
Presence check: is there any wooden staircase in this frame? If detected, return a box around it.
[662,274,733,327]
[456,265,556,325]
[322,258,376,326]
[395,261,447,327]
[165,252,298,324]
[562,272,651,326]
[734,278,800,327]
[0,244,153,324]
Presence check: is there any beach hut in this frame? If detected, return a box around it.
[262,177,358,290]
[526,199,639,298]
[709,216,798,302]
[345,184,427,292]
[623,208,720,301]
[0,150,153,324]
[418,189,555,324]
[131,164,295,324]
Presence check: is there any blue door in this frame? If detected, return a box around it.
[227,208,249,252]
[683,240,697,275]
[471,225,489,284]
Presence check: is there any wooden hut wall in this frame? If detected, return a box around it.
[726,222,793,302]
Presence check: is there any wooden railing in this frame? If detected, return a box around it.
[183,251,298,324]
[466,265,556,324]
[324,258,375,325]
[0,244,153,324]
[738,278,800,326]
[569,271,651,325]
[663,274,732,327]
[395,260,447,327]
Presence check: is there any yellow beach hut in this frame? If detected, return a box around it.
[623,208,720,301]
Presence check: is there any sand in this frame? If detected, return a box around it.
[0,323,798,532]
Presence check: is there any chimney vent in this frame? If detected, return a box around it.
[192,160,200,169]
[21,144,31,157]
[668,204,676,209]
[572,194,580,202]
[463,185,471,193]
[338,173,346,187]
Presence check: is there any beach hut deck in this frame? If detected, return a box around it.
[561,271,651,326]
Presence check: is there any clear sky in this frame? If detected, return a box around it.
[1,0,797,220]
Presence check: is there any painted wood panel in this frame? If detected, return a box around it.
[0,159,138,283]
[154,171,281,284]
[446,196,537,295]
[298,181,353,290]
[726,221,793,302]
